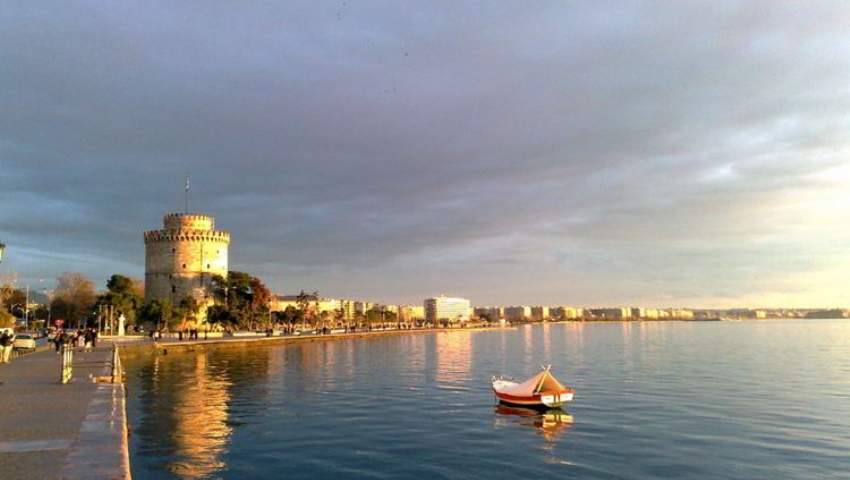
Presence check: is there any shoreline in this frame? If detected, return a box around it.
[111,325,517,352]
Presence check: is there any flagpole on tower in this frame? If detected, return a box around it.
[184,176,190,214]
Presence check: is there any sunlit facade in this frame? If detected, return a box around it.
[424,296,471,323]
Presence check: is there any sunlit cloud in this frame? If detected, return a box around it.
[1,1,848,308]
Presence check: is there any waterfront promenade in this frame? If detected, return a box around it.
[0,325,507,480]
[0,344,130,480]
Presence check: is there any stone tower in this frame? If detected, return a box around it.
[144,213,230,323]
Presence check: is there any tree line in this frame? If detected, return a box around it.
[1,270,403,333]
[0,270,275,332]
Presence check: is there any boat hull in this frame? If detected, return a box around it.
[493,389,574,408]
[492,368,575,408]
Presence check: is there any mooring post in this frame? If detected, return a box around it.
[60,343,73,384]
[111,344,123,383]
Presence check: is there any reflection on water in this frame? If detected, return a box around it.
[165,353,231,478]
[493,404,574,441]
[434,331,473,384]
[127,346,273,479]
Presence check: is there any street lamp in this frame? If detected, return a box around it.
[24,284,29,330]
[0,242,5,262]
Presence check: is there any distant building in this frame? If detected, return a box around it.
[530,306,551,321]
[668,308,695,319]
[588,308,630,319]
[271,294,343,317]
[503,306,531,322]
[474,306,502,321]
[425,296,470,323]
[398,305,425,322]
[551,306,582,320]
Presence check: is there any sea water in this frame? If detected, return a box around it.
[123,319,850,479]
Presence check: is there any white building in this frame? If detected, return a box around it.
[424,296,471,323]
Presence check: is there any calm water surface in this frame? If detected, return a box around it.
[123,320,850,479]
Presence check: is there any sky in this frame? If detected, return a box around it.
[1,1,849,309]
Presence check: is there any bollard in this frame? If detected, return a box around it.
[60,344,73,384]
[111,344,123,383]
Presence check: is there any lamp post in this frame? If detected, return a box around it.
[24,284,29,330]
[0,243,5,262]
[43,289,51,327]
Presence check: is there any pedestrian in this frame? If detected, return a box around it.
[0,331,13,363]
[84,329,94,353]
[59,330,71,352]
[54,332,62,354]
[91,329,98,348]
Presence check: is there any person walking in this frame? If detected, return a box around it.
[83,329,94,353]
[0,331,13,363]
[59,330,71,353]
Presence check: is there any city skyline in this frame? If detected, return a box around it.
[1,2,849,309]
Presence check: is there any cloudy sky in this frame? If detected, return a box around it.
[1,1,848,309]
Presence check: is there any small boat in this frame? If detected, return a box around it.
[492,365,575,408]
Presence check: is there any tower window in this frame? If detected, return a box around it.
[172,286,177,293]
[172,248,176,253]
[182,263,186,269]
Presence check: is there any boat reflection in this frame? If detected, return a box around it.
[493,404,574,440]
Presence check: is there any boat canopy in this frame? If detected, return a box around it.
[497,367,567,396]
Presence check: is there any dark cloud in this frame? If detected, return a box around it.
[1,1,848,308]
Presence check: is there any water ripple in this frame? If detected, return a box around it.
[124,320,850,480]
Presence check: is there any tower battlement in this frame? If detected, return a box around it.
[144,229,231,244]
[163,213,215,230]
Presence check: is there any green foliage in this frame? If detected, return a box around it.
[296,290,318,327]
[95,274,144,329]
[207,271,273,329]
[139,299,172,329]
[365,307,397,324]
[207,305,236,326]
[274,305,301,326]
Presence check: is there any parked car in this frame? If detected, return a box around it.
[13,333,36,351]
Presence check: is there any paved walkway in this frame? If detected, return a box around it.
[0,343,130,480]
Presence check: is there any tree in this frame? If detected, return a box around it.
[95,274,144,332]
[4,289,27,320]
[140,299,172,331]
[207,304,236,328]
[0,273,17,328]
[296,290,318,328]
[333,307,346,327]
[0,308,13,329]
[208,271,273,329]
[178,295,201,329]
[249,277,272,328]
[275,305,301,327]
[51,272,96,328]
